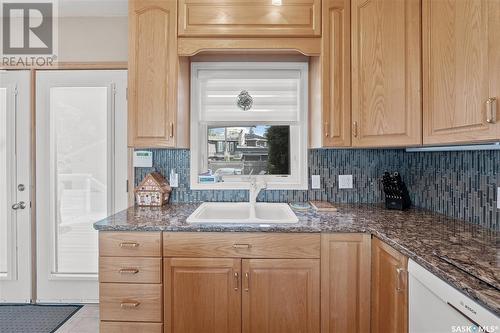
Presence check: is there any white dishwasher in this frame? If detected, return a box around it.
[408,260,499,333]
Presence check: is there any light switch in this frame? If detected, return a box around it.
[338,175,353,189]
[311,175,321,189]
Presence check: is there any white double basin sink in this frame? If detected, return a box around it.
[186,202,299,224]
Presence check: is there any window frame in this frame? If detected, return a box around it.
[190,62,308,190]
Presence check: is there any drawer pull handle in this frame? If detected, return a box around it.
[119,242,139,248]
[120,301,140,308]
[119,268,139,274]
[232,243,251,249]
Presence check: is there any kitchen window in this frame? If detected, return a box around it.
[190,62,308,190]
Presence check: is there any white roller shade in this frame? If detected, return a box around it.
[193,63,306,123]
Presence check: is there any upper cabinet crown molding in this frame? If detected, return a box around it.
[178,0,321,37]
[351,0,422,147]
[177,37,322,57]
[422,0,500,145]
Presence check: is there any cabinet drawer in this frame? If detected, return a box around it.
[163,233,320,258]
[99,257,161,284]
[99,232,161,257]
[100,322,163,333]
[100,283,162,322]
[178,0,321,37]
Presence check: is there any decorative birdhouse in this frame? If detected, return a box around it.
[135,172,172,207]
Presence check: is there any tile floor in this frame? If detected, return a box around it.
[56,304,99,333]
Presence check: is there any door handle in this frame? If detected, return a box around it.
[12,201,26,210]
[234,272,239,291]
[396,267,405,292]
[244,272,250,292]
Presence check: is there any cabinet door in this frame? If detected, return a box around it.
[242,259,320,333]
[351,0,421,147]
[164,258,241,333]
[423,0,500,144]
[371,238,408,333]
[321,0,351,147]
[321,234,371,333]
[178,0,321,37]
[128,0,177,147]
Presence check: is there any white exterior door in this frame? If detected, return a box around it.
[0,71,32,303]
[36,70,128,302]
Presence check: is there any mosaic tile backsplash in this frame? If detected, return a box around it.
[134,149,500,231]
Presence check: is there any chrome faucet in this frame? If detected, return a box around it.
[248,176,267,206]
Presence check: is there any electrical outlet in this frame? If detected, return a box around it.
[311,175,321,189]
[497,187,500,209]
[338,175,353,189]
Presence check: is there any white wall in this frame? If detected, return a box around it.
[58,16,128,62]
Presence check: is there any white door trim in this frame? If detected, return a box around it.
[0,70,32,303]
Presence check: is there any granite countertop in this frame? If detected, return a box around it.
[94,203,500,316]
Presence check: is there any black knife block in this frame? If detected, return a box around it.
[382,172,411,210]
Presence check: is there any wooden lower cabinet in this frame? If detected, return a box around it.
[163,258,241,333]
[163,257,319,333]
[371,238,408,333]
[242,259,320,333]
[321,234,371,333]
[98,231,411,333]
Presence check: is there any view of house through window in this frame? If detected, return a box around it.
[207,125,290,178]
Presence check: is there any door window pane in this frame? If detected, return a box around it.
[0,88,7,275]
[50,87,108,274]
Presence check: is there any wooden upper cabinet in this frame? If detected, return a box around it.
[164,258,241,333]
[371,238,408,333]
[315,0,351,147]
[321,234,371,333]
[178,0,321,37]
[351,0,422,147]
[242,259,320,333]
[423,0,500,144]
[128,0,182,148]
